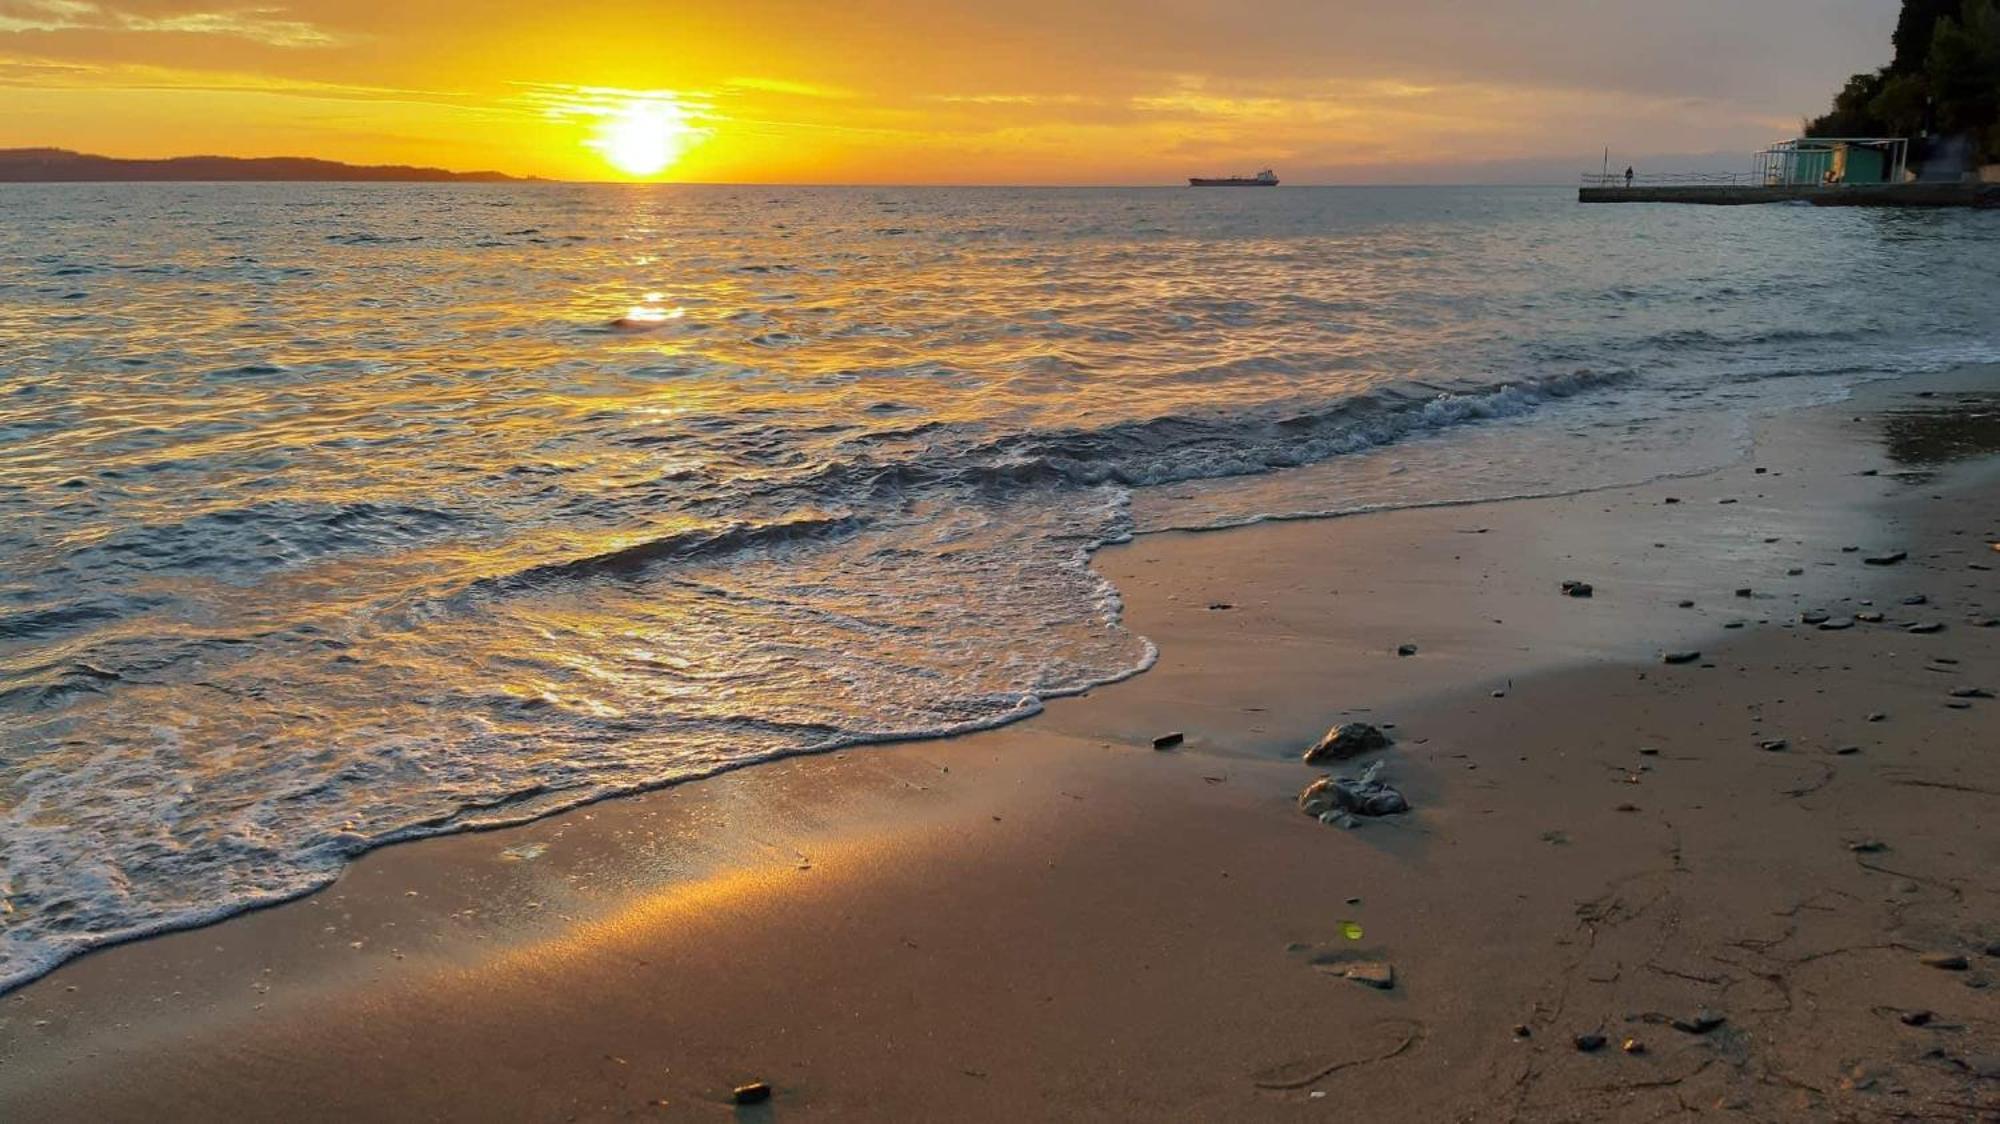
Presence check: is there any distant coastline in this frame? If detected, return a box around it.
[0,148,532,183]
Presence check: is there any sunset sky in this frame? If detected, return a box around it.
[0,0,1898,183]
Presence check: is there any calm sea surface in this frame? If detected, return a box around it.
[2,184,1997,988]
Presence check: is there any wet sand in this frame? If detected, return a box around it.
[4,370,1999,1121]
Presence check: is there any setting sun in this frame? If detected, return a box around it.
[591,99,700,178]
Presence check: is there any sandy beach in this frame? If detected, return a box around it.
[4,368,1998,1122]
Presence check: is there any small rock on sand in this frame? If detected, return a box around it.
[1671,1010,1726,1035]
[1801,611,1830,625]
[1396,643,1418,657]
[733,1082,773,1105]
[1341,961,1395,989]
[1820,618,1855,631]
[1303,723,1392,763]
[1949,687,1993,699]
[1868,712,1887,722]
[1760,739,1789,752]
[1919,952,1969,971]
[1902,594,1928,606]
[1152,731,1184,749]
[1561,580,1594,598]
[1865,551,1909,566]
[1735,588,1754,598]
[1857,611,1885,623]
[1908,621,1946,634]
[1900,1009,1935,1027]
[1661,650,1701,665]
[1574,1033,1607,1052]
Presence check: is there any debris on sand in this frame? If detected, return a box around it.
[1661,650,1701,665]
[1396,643,1419,657]
[1919,952,1969,971]
[1299,760,1410,822]
[1671,1010,1726,1035]
[1948,687,1992,699]
[1152,731,1185,750]
[1340,961,1395,989]
[1908,621,1946,634]
[1561,580,1594,598]
[1303,722,1392,763]
[733,1081,773,1105]
[1865,551,1909,566]
[1574,1033,1607,1052]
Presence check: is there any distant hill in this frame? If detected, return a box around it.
[0,148,533,183]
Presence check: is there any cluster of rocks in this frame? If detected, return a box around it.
[1297,722,1409,828]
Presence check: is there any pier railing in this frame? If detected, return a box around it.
[1580,171,1757,187]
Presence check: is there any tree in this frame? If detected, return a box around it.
[1894,0,1964,73]
[1808,0,2000,163]
[1806,70,1889,136]
[1927,0,2000,157]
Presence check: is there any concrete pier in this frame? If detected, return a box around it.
[1580,182,1999,208]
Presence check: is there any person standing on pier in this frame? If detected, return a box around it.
[1624,165,1634,187]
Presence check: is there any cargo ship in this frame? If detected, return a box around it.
[1188,169,1279,187]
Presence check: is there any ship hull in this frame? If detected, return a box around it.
[1188,178,1278,187]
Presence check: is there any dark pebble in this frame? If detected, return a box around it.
[1574,1033,1607,1052]
[733,1082,773,1105]
[1152,732,1184,749]
[1671,1010,1726,1035]
[1900,1010,1935,1027]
